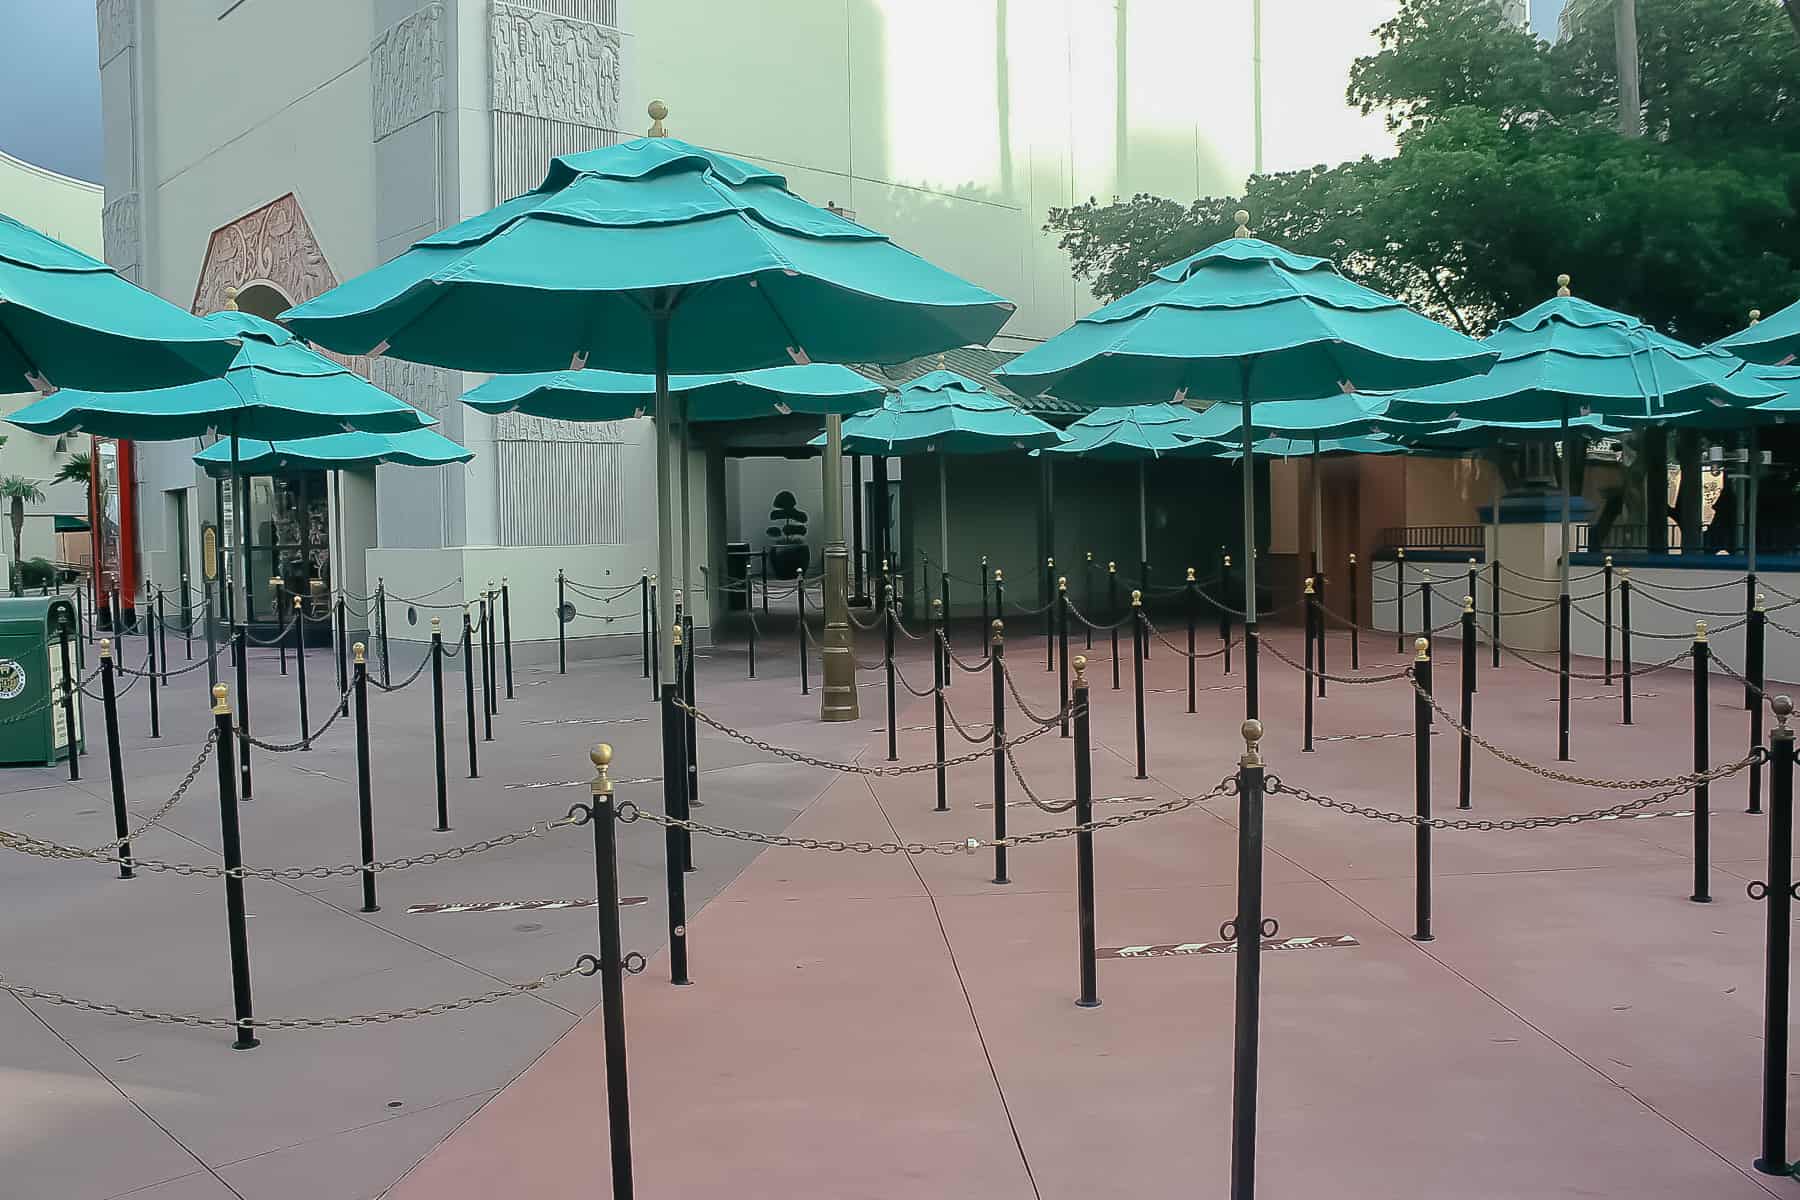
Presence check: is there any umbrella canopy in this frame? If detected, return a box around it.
[993,222,1496,405]
[1712,301,1800,367]
[463,363,885,422]
[1206,434,1406,459]
[193,427,471,477]
[1384,283,1782,423]
[1178,392,1454,442]
[283,123,1015,692]
[1038,403,1204,460]
[282,137,1013,373]
[830,370,1066,455]
[8,308,433,441]
[0,211,240,394]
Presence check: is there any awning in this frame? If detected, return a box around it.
[53,515,90,532]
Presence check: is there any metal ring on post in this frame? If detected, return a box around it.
[623,952,648,975]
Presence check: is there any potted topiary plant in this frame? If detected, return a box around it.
[765,489,810,579]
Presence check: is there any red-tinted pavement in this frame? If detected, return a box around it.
[387,628,1800,1199]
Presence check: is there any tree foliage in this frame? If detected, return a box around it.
[1047,0,1800,344]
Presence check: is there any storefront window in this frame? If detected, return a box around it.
[244,470,330,622]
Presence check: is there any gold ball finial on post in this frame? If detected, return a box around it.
[591,743,614,796]
[431,616,441,631]
[224,286,239,311]
[353,641,366,664]
[1750,308,1763,324]
[1073,654,1087,682]
[993,567,1003,582]
[673,622,684,647]
[1695,620,1708,643]
[100,638,112,659]
[1758,593,1767,614]
[1058,576,1068,592]
[647,99,669,137]
[1775,695,1793,728]
[1415,637,1430,662]
[1131,589,1142,607]
[293,595,302,611]
[1240,718,1263,767]
[1233,210,1251,237]
[212,682,231,714]
[1224,554,1232,568]
[1304,577,1315,595]
[1108,560,1117,573]
[1186,566,1196,582]
[1556,273,1572,297]
[1463,595,1474,613]
[991,618,1005,647]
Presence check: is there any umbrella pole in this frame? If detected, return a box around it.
[1558,412,1572,763]
[1749,429,1761,575]
[1239,369,1258,721]
[679,395,694,635]
[651,309,690,988]
[1138,460,1148,585]
[231,427,254,802]
[819,414,858,721]
[939,454,949,594]
[1311,440,1323,581]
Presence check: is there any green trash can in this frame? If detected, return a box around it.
[0,597,85,766]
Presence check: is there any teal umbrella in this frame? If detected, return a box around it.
[995,213,1496,675]
[1207,434,1405,459]
[192,427,471,476]
[1383,278,1780,594]
[0,211,240,394]
[1712,301,1800,367]
[283,125,1013,689]
[828,370,1065,588]
[1041,404,1207,582]
[462,363,885,421]
[10,303,431,631]
[1177,392,1453,442]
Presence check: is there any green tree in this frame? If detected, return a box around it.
[1045,0,1800,548]
[53,451,89,487]
[1,476,47,577]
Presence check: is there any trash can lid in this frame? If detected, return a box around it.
[0,595,77,635]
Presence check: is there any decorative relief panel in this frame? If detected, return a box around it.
[96,0,135,67]
[496,412,629,443]
[371,3,447,141]
[101,193,139,270]
[191,194,337,317]
[370,359,454,419]
[490,4,621,128]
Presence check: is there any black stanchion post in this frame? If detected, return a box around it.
[1603,556,1614,686]
[431,619,449,831]
[991,621,1009,885]
[1394,548,1406,655]
[1228,718,1267,1200]
[1132,590,1147,780]
[156,586,168,683]
[1222,554,1233,677]
[1491,558,1503,669]
[579,744,637,1196]
[659,670,692,987]
[335,595,349,717]
[980,556,991,657]
[1084,552,1096,651]
[211,684,258,1049]
[1302,579,1316,753]
[145,596,160,740]
[681,615,697,874]
[376,579,391,689]
[1465,559,1478,687]
[1558,591,1572,762]
[885,583,898,762]
[1693,621,1712,904]
[203,578,218,689]
[1072,654,1099,1008]
[99,640,131,879]
[1621,569,1634,726]
[1755,695,1795,1178]
[1460,597,1475,810]
[934,628,947,814]
[1751,595,1767,815]
[1045,557,1056,672]
[1419,567,1434,654]
[462,608,479,778]
[501,577,514,700]
[352,644,377,912]
[235,626,252,801]
[1108,561,1121,691]
[763,553,773,617]
[649,576,660,699]
[796,571,809,695]
[1246,619,1259,723]
[633,571,643,678]
[1414,638,1434,942]
[275,582,287,676]
[292,597,310,751]
[1315,566,1326,700]
[747,593,757,678]
[479,591,494,742]
[1186,567,1198,714]
[931,597,943,690]
[1348,552,1360,670]
[58,617,79,781]
[559,570,570,677]
[1058,578,1070,738]
[484,583,499,720]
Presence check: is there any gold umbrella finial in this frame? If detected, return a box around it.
[1556,274,1572,298]
[1233,210,1251,237]
[647,99,669,137]
[224,286,239,311]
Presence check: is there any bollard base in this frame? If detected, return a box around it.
[362,903,381,914]
[1754,1158,1794,1177]
[435,824,451,833]
[1076,998,1101,1009]
[1412,933,1435,942]
[1690,894,1713,904]
[233,1034,260,1051]
[993,875,1010,886]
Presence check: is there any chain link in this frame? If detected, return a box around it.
[234,686,353,752]
[1142,615,1232,658]
[1000,660,1070,727]
[616,776,1232,852]
[85,731,217,853]
[1269,770,1726,831]
[1258,635,1413,683]
[940,694,994,744]
[1495,638,1691,681]
[370,651,432,693]
[674,696,1059,775]
[1003,742,1075,813]
[0,961,587,1029]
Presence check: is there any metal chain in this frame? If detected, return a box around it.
[1268,770,1727,831]
[1708,653,1777,709]
[890,611,926,641]
[1257,635,1413,683]
[84,730,218,853]
[1000,661,1070,727]
[2,665,101,727]
[674,696,1059,775]
[1627,615,1749,640]
[0,814,578,880]
[847,605,885,631]
[1631,574,1744,593]
[1501,564,1604,585]
[1004,596,1060,617]
[1408,668,1762,789]
[1494,638,1691,681]
[942,636,993,674]
[1629,587,1747,618]
[384,578,464,604]
[0,962,587,1030]
[234,687,353,752]
[1003,742,1076,813]
[616,776,1233,852]
[370,652,433,693]
[1064,595,1132,631]
[1142,615,1232,659]
[116,643,229,679]
[940,695,994,744]
[892,660,937,699]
